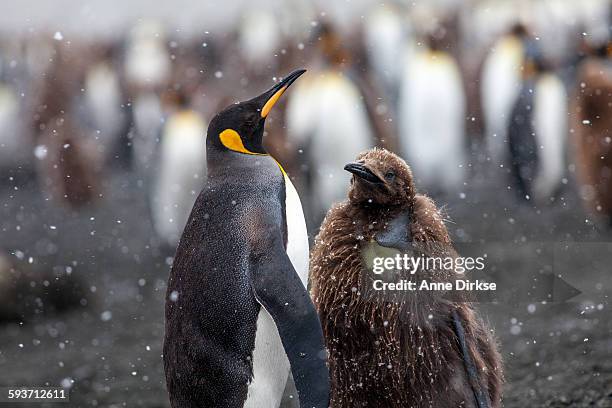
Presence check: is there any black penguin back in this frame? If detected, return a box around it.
[163,154,287,407]
[508,80,539,199]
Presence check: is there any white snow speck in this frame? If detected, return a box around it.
[100,310,112,322]
[169,290,179,302]
[53,31,64,41]
[34,145,48,160]
[60,377,73,389]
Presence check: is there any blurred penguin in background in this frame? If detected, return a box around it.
[285,22,374,223]
[276,0,316,61]
[363,3,407,109]
[238,8,281,77]
[124,20,170,174]
[83,42,132,169]
[571,0,612,61]
[0,39,36,173]
[34,41,102,208]
[481,24,529,165]
[151,89,206,249]
[398,29,467,194]
[124,20,171,91]
[571,39,612,222]
[462,0,521,53]
[0,72,31,171]
[507,42,567,202]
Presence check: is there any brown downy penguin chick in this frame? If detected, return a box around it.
[310,148,503,408]
[571,43,612,222]
[34,41,100,208]
[37,117,98,207]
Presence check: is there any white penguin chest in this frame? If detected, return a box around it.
[282,173,309,287]
[243,174,309,407]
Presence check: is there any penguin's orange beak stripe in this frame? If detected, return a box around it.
[219,129,266,155]
[260,86,287,118]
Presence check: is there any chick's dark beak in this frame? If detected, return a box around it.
[255,69,306,118]
[344,162,383,184]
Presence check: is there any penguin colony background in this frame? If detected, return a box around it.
[0,1,612,407]
[1,2,611,223]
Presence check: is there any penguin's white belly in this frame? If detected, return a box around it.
[0,86,29,166]
[364,7,404,91]
[282,174,310,286]
[400,54,466,190]
[245,174,308,407]
[532,74,567,201]
[125,41,170,87]
[151,114,206,246]
[286,73,373,216]
[240,10,280,70]
[310,78,372,214]
[132,93,164,173]
[481,37,523,162]
[85,64,122,147]
[245,309,290,408]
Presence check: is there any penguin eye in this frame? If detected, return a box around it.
[384,171,395,181]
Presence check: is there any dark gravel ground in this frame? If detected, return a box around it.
[0,158,610,408]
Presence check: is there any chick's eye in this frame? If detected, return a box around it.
[384,171,395,181]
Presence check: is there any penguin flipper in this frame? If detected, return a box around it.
[250,234,330,408]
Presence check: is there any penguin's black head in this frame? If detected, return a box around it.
[207,69,306,155]
[345,148,415,208]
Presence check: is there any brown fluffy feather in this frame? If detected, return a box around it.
[571,57,612,219]
[310,148,503,407]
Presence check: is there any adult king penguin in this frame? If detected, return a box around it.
[164,70,330,408]
[398,31,467,193]
[507,44,567,202]
[285,23,374,221]
[481,24,528,164]
[151,91,207,248]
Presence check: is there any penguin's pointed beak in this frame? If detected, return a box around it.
[257,69,306,118]
[344,162,383,184]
